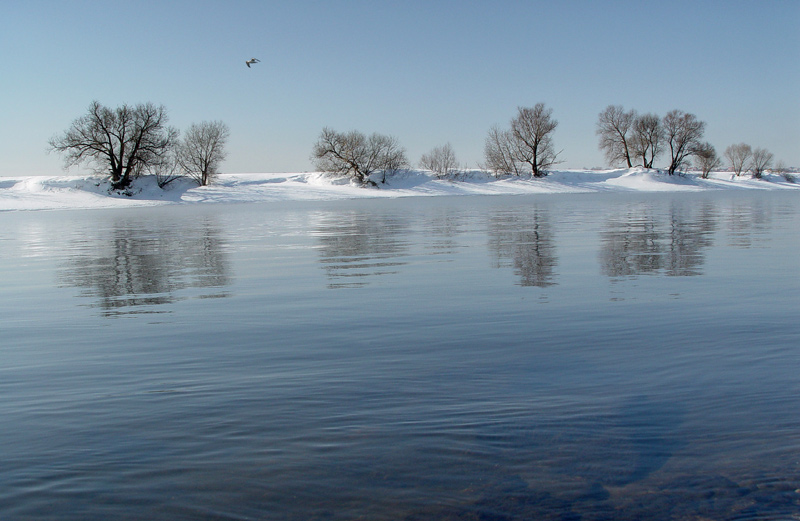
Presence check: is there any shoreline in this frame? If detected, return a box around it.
[1,168,798,212]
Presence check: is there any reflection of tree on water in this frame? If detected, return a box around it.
[723,199,772,249]
[600,201,717,278]
[423,205,471,257]
[487,206,557,287]
[663,202,716,276]
[314,211,410,289]
[60,218,231,316]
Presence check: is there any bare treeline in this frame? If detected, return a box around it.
[310,102,787,185]
[50,101,229,188]
[597,105,706,175]
[596,104,778,177]
[312,104,563,185]
[724,143,774,179]
[52,100,787,191]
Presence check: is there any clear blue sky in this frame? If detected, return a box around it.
[2,0,798,176]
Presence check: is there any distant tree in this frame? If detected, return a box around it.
[663,110,706,175]
[311,128,408,185]
[692,142,721,178]
[596,105,637,168]
[773,161,796,183]
[376,134,408,183]
[724,143,752,176]
[484,104,560,178]
[749,147,773,179]
[177,121,230,186]
[510,104,560,177]
[629,113,663,169]
[49,101,178,189]
[420,143,459,178]
[483,126,521,177]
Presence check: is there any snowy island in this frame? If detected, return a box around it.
[1,168,797,212]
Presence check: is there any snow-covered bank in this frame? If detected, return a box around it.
[1,168,797,211]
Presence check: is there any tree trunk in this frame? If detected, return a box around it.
[623,142,632,168]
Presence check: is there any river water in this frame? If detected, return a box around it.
[1,192,798,520]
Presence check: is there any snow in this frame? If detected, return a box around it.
[0,168,797,212]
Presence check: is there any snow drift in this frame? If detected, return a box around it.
[0,168,797,212]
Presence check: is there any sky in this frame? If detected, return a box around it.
[2,0,798,176]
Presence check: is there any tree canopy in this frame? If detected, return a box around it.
[49,101,177,189]
[311,128,408,185]
[484,104,560,178]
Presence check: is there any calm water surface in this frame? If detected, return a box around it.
[1,193,798,520]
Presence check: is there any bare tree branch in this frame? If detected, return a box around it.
[510,104,560,177]
[420,143,458,178]
[596,105,636,168]
[750,147,773,179]
[483,126,520,177]
[692,142,721,178]
[663,110,706,175]
[629,113,663,169]
[177,121,230,186]
[311,128,407,185]
[484,104,560,178]
[724,143,752,176]
[49,101,177,189]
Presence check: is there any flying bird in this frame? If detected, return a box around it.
[245,58,260,68]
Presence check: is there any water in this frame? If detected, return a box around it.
[1,193,798,520]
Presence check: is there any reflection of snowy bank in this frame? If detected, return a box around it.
[1,168,798,211]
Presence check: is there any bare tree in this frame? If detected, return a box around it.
[312,128,363,180]
[629,113,663,169]
[772,161,796,183]
[311,128,408,185]
[510,104,560,177]
[176,121,230,186]
[692,142,721,179]
[596,105,637,168]
[375,133,408,183]
[49,101,178,189]
[151,148,182,188]
[750,147,774,179]
[483,126,521,177]
[420,143,458,178]
[663,110,706,175]
[724,143,752,176]
[484,104,560,178]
